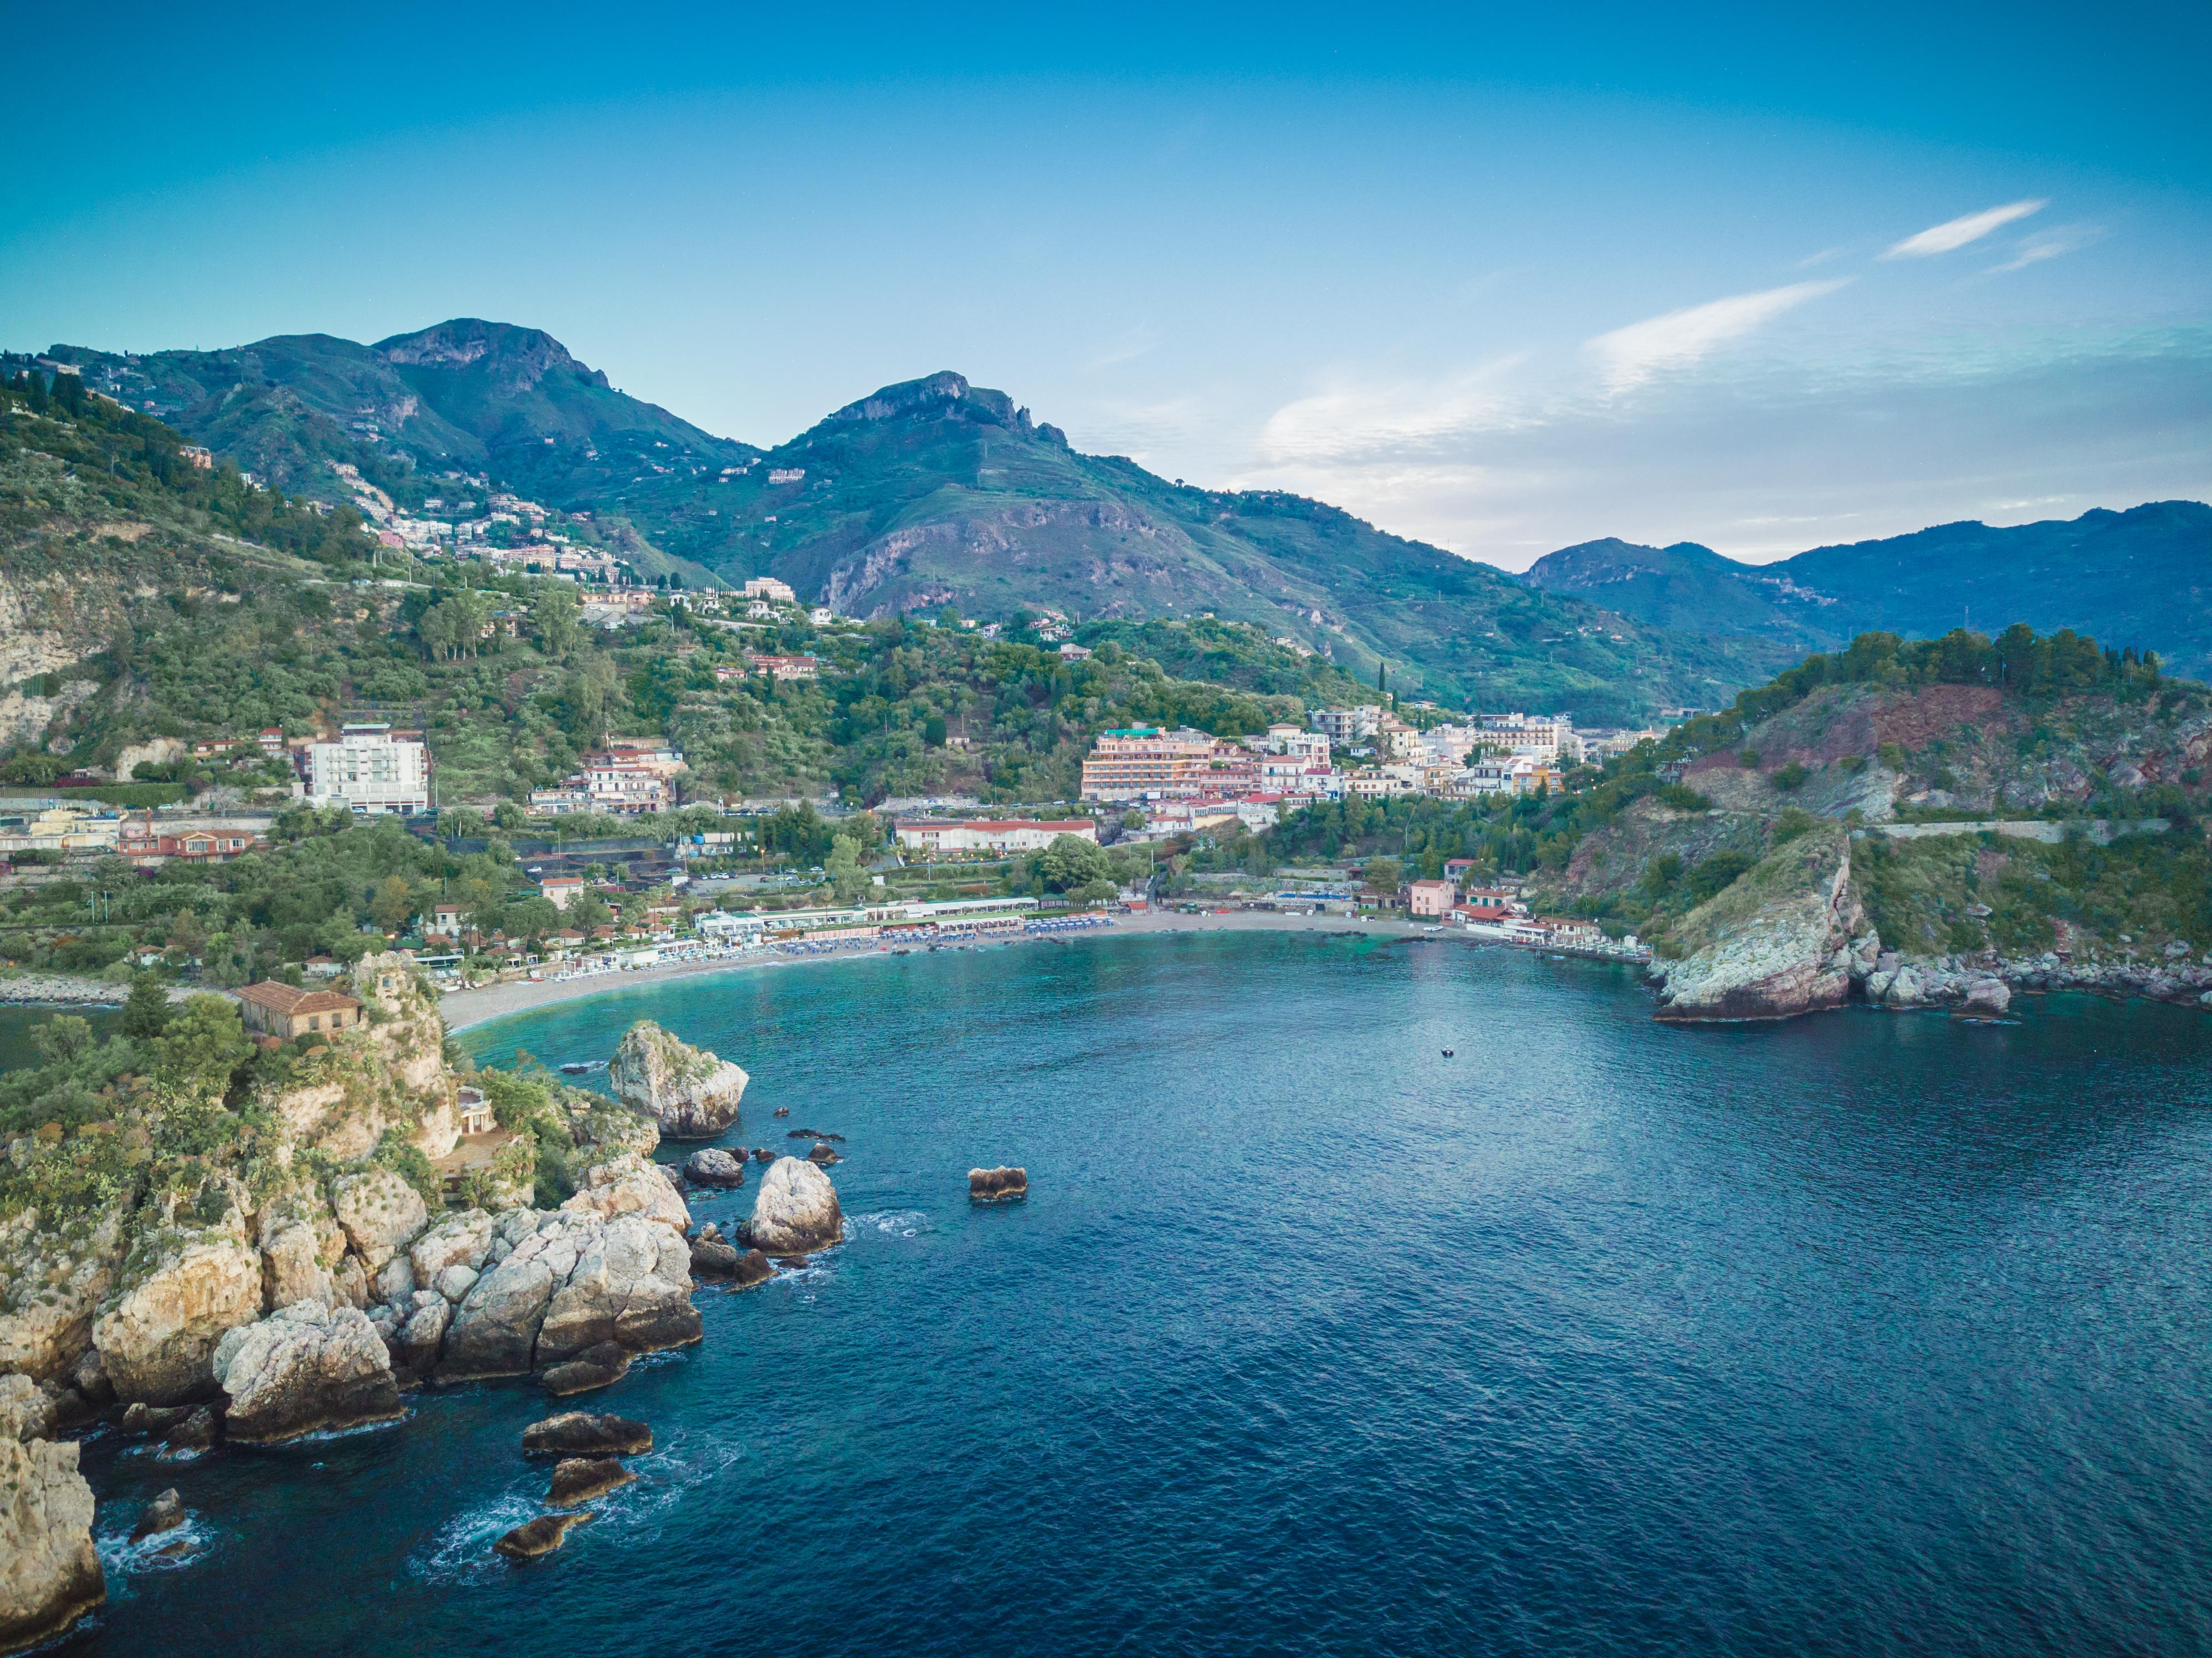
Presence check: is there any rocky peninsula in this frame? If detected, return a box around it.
[0,960,807,1649]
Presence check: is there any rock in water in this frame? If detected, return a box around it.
[1651,830,1866,1022]
[1960,978,2013,1016]
[539,1341,633,1398]
[969,1166,1029,1202]
[130,1488,185,1542]
[683,1148,747,1188]
[547,1457,637,1506]
[163,1406,221,1453]
[729,1248,775,1289]
[212,1301,404,1444]
[0,1436,104,1654]
[740,1157,843,1256]
[806,1142,842,1165]
[751,1148,776,1163]
[607,1020,748,1140]
[522,1411,653,1457]
[689,1236,742,1277]
[494,1511,591,1560]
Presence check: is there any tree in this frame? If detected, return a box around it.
[151,995,255,1098]
[368,874,417,934]
[1362,857,1403,897]
[35,1015,94,1068]
[533,585,581,662]
[121,975,172,1042]
[491,800,528,831]
[1038,833,1114,892]
[826,835,867,904]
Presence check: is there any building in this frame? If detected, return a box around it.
[1377,716,1421,759]
[1311,706,1383,747]
[744,653,820,680]
[308,725,430,815]
[1078,727,1222,802]
[528,786,592,815]
[540,876,585,909]
[581,756,669,815]
[894,818,1098,856]
[1409,879,1458,918]
[234,981,363,1040]
[743,576,798,603]
[454,1086,496,1136]
[1058,642,1093,661]
[119,822,264,864]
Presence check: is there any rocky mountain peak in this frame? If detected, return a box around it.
[826,370,1018,428]
[372,319,610,391]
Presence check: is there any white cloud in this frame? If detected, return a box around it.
[1989,223,2102,273]
[1586,280,1850,393]
[1255,357,1535,465]
[1882,199,2046,259]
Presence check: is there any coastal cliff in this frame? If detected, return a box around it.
[1650,828,1875,1022]
[0,956,716,1645]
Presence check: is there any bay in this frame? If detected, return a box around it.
[67,929,2212,1656]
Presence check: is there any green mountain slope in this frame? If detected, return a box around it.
[1524,503,2212,678]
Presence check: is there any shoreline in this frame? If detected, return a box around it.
[438,910,1461,1031]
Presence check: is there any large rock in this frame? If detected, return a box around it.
[259,1222,334,1310]
[547,1456,636,1506]
[494,1511,590,1560]
[213,1300,404,1444]
[93,1216,264,1405]
[409,1210,496,1283]
[0,1436,103,1655]
[607,1020,749,1140]
[740,1157,843,1256]
[561,1154,690,1235]
[1653,831,1866,1023]
[392,1294,451,1376]
[437,1250,557,1383]
[537,1216,700,1363]
[969,1166,1028,1202]
[0,1378,55,1446]
[540,1341,632,1398]
[329,1169,429,1271]
[1960,977,2013,1016]
[683,1148,747,1188]
[522,1410,652,1456]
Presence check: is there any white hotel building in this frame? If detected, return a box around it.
[308,725,430,815]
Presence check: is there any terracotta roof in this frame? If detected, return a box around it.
[234,981,361,1016]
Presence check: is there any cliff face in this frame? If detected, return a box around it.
[1651,830,1877,1022]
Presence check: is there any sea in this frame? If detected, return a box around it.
[29,929,2212,1655]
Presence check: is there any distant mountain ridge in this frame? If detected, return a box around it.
[1524,503,2212,677]
[27,317,2211,706]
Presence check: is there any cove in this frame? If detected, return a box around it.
[69,930,2212,1656]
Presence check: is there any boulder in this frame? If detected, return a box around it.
[537,1216,700,1363]
[806,1142,842,1166]
[690,1236,741,1277]
[539,1341,632,1398]
[213,1301,403,1444]
[521,1411,652,1457]
[409,1210,496,1283]
[163,1406,220,1453]
[0,1436,103,1654]
[751,1148,776,1163]
[130,1488,185,1542]
[120,1401,193,1436]
[1885,966,1927,1007]
[969,1166,1029,1202]
[607,1020,749,1140]
[437,1252,557,1383]
[728,1248,775,1289]
[547,1456,636,1506]
[561,1154,691,1235]
[740,1157,843,1256]
[93,1216,264,1405]
[329,1169,429,1272]
[435,1265,480,1303]
[259,1223,333,1310]
[66,1349,110,1408]
[392,1296,451,1377]
[683,1148,747,1188]
[1960,978,2013,1016]
[494,1511,591,1560]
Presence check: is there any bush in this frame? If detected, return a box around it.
[1687,851,1755,903]
[1738,749,1761,769]
[1772,762,1809,792]
[1657,784,1710,812]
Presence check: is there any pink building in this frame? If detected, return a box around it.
[1409,879,1458,918]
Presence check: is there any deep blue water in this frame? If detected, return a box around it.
[55,930,2212,1656]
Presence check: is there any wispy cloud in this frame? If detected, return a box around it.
[1882,199,2046,259]
[1989,223,2102,273]
[1256,357,1535,465]
[1586,280,1850,393]
[1083,324,1161,371]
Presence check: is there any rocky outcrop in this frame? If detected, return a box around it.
[0,1435,103,1656]
[560,1154,690,1234]
[329,1169,429,1271]
[212,1301,404,1444]
[409,1210,495,1282]
[93,1214,264,1405]
[683,1148,746,1188]
[537,1216,700,1363]
[539,1341,631,1398]
[547,1456,636,1506]
[607,1021,748,1140]
[0,1209,125,1383]
[969,1166,1028,1201]
[522,1411,652,1457]
[130,1488,185,1542]
[740,1157,843,1256]
[1653,831,1870,1022]
[495,1511,591,1560]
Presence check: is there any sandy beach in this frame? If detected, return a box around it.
[437,909,1438,1031]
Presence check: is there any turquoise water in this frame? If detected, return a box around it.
[0,1004,117,1072]
[63,931,2212,1655]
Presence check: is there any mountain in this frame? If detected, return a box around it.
[24,329,1766,721]
[1524,503,2212,677]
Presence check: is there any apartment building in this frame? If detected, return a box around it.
[1079,726,1221,801]
[308,725,429,815]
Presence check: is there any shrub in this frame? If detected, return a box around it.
[1772,762,1810,792]
[1738,749,1760,769]
[1687,851,1755,903]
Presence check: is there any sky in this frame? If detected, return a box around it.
[6,2,2209,567]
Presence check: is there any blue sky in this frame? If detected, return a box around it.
[7,2,2208,565]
